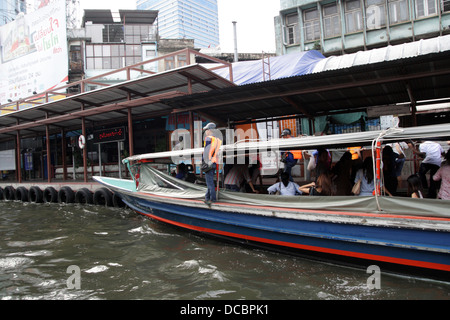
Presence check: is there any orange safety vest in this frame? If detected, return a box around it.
[204,136,222,164]
[348,147,362,160]
[290,150,303,160]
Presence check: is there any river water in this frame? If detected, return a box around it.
[0,201,449,302]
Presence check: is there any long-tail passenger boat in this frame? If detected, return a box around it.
[94,123,450,281]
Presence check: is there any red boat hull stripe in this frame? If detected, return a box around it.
[138,210,450,272]
[136,192,450,222]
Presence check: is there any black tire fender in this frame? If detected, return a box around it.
[112,192,126,208]
[75,188,93,204]
[58,186,75,203]
[43,186,58,203]
[4,186,15,200]
[29,186,43,203]
[15,186,29,202]
[93,187,113,206]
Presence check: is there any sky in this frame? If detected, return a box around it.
[79,0,280,53]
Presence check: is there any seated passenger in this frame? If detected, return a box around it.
[175,163,187,180]
[353,157,392,196]
[332,151,353,195]
[267,172,302,196]
[299,168,332,196]
[224,164,259,193]
[407,174,424,199]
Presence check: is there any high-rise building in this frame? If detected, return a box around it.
[137,0,219,48]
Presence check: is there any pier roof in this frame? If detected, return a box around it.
[1,36,450,142]
[164,36,450,123]
[0,64,235,141]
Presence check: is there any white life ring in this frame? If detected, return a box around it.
[78,135,86,149]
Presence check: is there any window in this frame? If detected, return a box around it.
[304,8,320,41]
[323,3,341,37]
[443,0,450,12]
[388,0,409,24]
[416,0,437,17]
[165,56,175,70]
[178,54,187,67]
[70,46,81,62]
[85,44,142,70]
[345,0,363,33]
[285,13,299,45]
[103,25,124,43]
[366,0,386,29]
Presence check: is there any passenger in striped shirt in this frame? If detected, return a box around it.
[224,164,259,193]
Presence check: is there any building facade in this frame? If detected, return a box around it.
[275,0,450,55]
[69,9,197,91]
[136,0,219,48]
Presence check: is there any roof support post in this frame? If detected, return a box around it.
[127,107,134,157]
[406,82,417,126]
[16,128,22,183]
[189,111,195,169]
[80,102,88,182]
[81,116,88,182]
[61,129,67,181]
[46,124,51,183]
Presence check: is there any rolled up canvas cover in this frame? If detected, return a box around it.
[124,124,450,164]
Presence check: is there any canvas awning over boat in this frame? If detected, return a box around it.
[124,123,450,163]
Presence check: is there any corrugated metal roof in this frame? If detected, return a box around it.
[161,35,450,123]
[0,65,235,141]
[312,35,450,73]
[82,9,158,26]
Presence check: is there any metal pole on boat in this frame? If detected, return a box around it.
[216,163,220,200]
[375,140,382,196]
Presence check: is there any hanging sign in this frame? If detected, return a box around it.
[93,127,126,144]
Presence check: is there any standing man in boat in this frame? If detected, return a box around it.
[408,140,444,198]
[280,128,298,181]
[203,123,222,205]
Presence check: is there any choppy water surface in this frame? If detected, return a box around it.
[0,201,449,300]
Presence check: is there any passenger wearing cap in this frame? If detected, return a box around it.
[202,122,222,205]
[280,128,297,181]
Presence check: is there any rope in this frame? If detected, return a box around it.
[371,127,404,211]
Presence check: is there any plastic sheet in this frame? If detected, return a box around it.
[210,50,325,85]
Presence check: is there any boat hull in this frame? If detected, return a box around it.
[118,190,450,282]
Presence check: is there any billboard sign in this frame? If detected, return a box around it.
[0,1,68,105]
